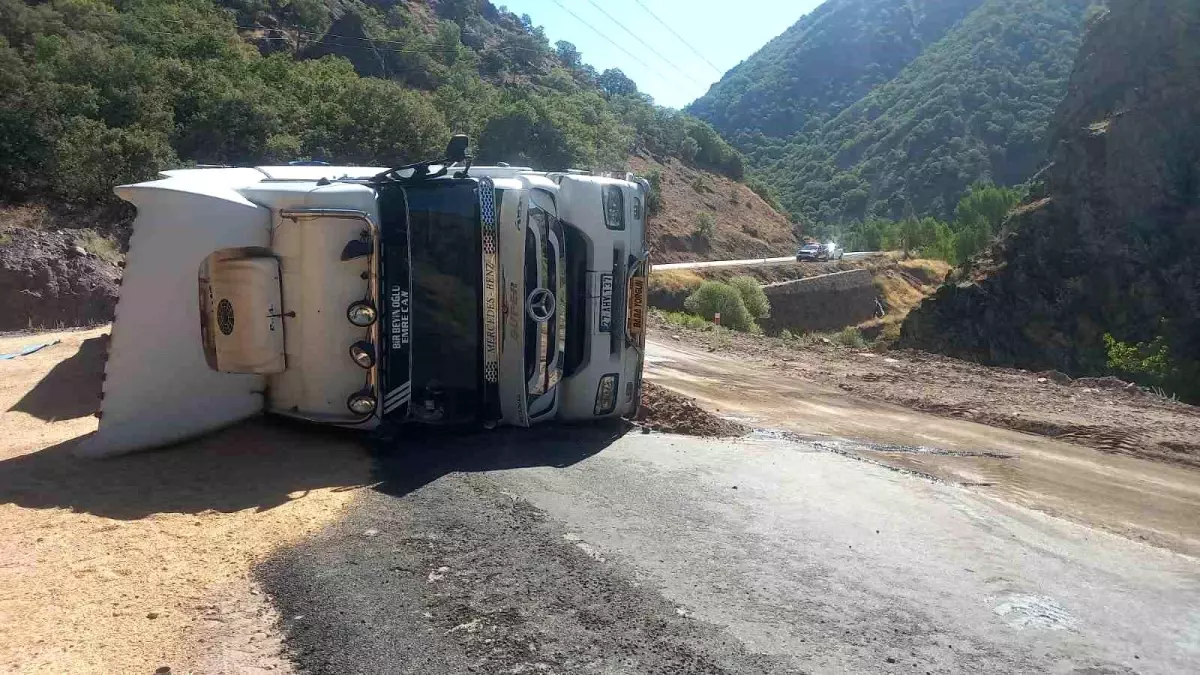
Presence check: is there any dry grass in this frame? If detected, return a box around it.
[0,204,54,231]
[648,269,704,294]
[899,258,952,285]
[75,229,123,265]
[0,204,52,230]
[875,273,929,311]
[629,154,797,263]
[860,258,951,344]
[0,205,124,264]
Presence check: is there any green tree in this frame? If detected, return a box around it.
[678,136,699,162]
[555,40,581,69]
[954,183,1022,236]
[598,68,638,97]
[693,211,716,240]
[950,182,1022,261]
[644,168,663,216]
[0,0,747,210]
[920,219,958,262]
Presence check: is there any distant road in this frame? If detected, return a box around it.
[654,251,877,271]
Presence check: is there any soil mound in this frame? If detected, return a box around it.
[634,382,748,437]
[0,229,120,331]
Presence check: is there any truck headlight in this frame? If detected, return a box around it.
[347,301,377,327]
[602,186,625,230]
[347,390,377,415]
[594,373,619,415]
[349,341,376,369]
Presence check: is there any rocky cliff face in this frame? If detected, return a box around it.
[900,0,1200,394]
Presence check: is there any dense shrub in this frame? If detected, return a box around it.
[643,168,663,216]
[834,326,868,348]
[1104,331,1199,399]
[693,212,716,240]
[727,276,770,320]
[684,281,756,332]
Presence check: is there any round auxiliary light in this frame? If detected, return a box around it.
[349,341,376,369]
[347,390,377,416]
[347,301,377,327]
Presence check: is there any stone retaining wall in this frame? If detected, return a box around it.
[760,269,878,334]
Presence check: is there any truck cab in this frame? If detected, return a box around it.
[83,137,649,457]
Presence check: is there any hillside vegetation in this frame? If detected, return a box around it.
[688,0,982,148]
[690,0,1093,226]
[901,0,1200,401]
[0,0,745,209]
[631,155,796,263]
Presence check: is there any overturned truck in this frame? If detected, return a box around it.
[82,136,649,457]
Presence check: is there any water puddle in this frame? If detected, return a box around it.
[745,428,1017,487]
[991,594,1078,631]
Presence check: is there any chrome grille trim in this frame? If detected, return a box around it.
[480,178,500,384]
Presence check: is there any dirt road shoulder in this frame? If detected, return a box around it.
[0,328,373,673]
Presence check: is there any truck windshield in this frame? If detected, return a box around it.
[404,180,483,424]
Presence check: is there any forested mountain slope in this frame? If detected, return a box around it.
[688,0,982,147]
[0,0,745,206]
[0,0,798,330]
[690,0,1094,225]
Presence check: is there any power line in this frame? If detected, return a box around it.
[546,0,676,87]
[582,0,704,87]
[629,0,724,75]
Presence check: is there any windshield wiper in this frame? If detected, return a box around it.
[373,134,473,184]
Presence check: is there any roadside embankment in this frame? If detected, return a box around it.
[649,255,947,338]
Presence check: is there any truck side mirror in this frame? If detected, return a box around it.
[445,134,469,163]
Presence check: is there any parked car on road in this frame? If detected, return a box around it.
[797,242,844,261]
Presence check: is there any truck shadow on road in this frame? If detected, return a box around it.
[370,421,630,498]
[7,336,106,421]
[0,416,627,521]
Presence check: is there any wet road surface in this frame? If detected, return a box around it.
[260,422,1200,674]
[645,340,1200,558]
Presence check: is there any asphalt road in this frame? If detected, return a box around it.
[259,422,1200,674]
[653,252,876,271]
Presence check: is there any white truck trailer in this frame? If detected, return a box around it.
[82,136,649,457]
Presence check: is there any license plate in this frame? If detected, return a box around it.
[598,274,613,333]
[626,276,646,340]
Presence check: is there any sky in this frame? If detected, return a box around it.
[496,0,824,109]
